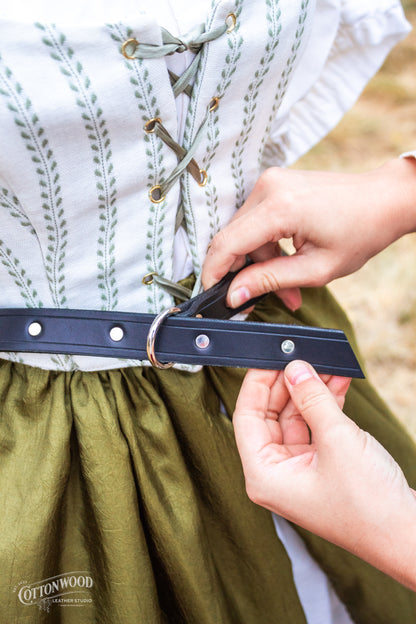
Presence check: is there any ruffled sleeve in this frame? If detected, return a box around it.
[261,0,412,168]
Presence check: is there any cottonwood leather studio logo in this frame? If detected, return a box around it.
[13,571,93,612]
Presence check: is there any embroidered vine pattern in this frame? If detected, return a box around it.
[0,242,42,307]
[0,188,35,234]
[0,242,39,363]
[0,234,70,367]
[108,24,167,314]
[259,0,310,164]
[37,23,119,311]
[202,0,244,243]
[179,6,224,271]
[232,0,282,208]
[0,60,68,308]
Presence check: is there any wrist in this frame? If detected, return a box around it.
[389,491,416,591]
[377,157,416,239]
[360,486,416,591]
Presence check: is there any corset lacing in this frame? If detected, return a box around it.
[121,17,235,207]
[122,14,236,301]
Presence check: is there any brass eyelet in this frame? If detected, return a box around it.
[198,170,208,187]
[149,185,166,204]
[142,272,158,286]
[225,13,236,33]
[209,97,220,112]
[121,38,139,59]
[144,117,161,133]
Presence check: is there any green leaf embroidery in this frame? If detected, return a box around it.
[108,23,167,313]
[258,0,310,164]
[0,58,68,308]
[203,0,244,244]
[232,0,283,208]
[38,23,119,310]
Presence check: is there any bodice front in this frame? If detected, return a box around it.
[0,0,410,370]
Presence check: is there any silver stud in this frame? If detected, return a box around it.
[195,334,210,350]
[281,339,295,355]
[110,326,124,342]
[28,321,42,337]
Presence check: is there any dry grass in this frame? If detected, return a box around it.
[293,2,416,437]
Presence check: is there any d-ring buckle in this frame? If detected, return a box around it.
[146,306,181,369]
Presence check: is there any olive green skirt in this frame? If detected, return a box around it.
[1,288,416,623]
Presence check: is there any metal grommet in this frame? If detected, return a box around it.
[209,96,220,112]
[144,117,161,133]
[281,339,295,355]
[225,13,236,33]
[142,272,158,286]
[28,321,42,337]
[149,185,166,203]
[198,169,208,187]
[121,38,139,59]
[110,326,124,342]
[146,306,181,369]
[195,334,210,350]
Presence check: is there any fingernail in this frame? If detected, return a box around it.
[286,290,302,312]
[230,286,251,308]
[280,290,302,312]
[285,361,314,385]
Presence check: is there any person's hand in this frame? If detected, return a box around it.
[202,158,416,308]
[233,361,416,588]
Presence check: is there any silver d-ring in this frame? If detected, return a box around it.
[146,306,181,369]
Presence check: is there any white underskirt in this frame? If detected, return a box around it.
[273,515,354,623]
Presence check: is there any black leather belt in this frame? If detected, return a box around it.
[0,269,364,378]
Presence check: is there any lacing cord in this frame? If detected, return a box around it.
[122,21,227,205]
[121,23,227,60]
[142,272,202,301]
[168,70,193,98]
[145,106,216,205]
[123,16,235,302]
[143,116,206,203]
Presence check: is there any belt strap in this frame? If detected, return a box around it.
[0,268,364,377]
[0,308,363,377]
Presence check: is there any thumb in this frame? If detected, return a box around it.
[283,360,347,439]
[227,254,322,308]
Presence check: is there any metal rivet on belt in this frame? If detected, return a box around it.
[110,326,124,342]
[281,339,295,355]
[28,321,42,337]
[195,334,210,350]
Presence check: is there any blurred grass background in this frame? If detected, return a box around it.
[294,0,416,437]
